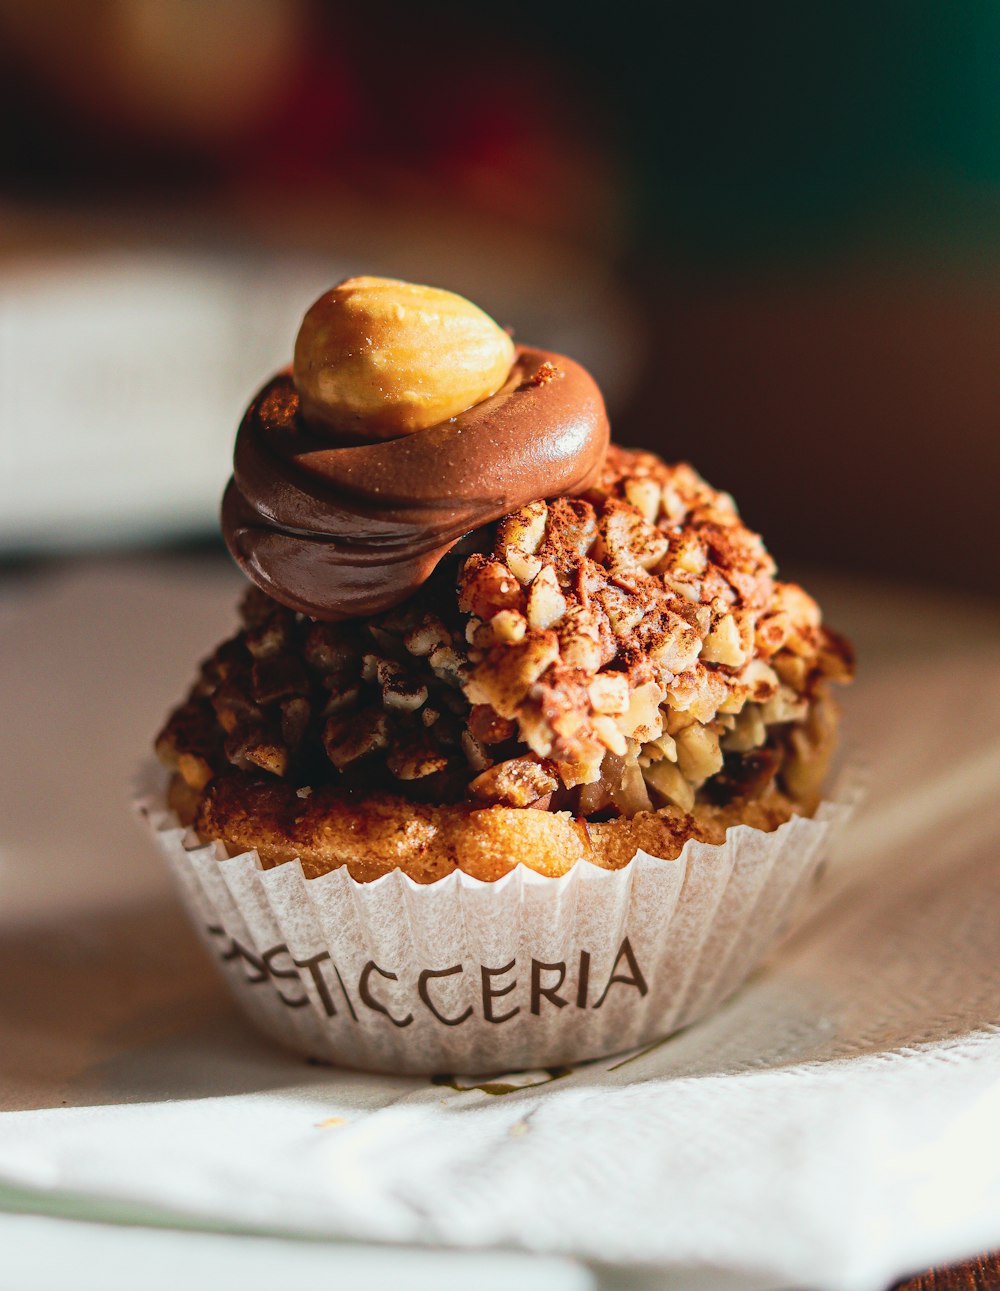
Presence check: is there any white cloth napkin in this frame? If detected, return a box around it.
[1,562,998,1291]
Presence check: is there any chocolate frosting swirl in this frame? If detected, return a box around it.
[222,346,610,621]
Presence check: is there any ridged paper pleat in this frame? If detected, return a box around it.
[136,770,855,1075]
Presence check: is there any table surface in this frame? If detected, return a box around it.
[896,1253,1000,1290]
[2,558,998,1291]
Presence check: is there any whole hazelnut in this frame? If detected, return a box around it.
[293,276,515,440]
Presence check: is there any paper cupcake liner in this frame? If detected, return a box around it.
[135,765,859,1075]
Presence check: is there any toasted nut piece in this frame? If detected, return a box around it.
[717,685,749,715]
[497,501,548,558]
[225,728,288,778]
[239,585,280,628]
[739,658,780,702]
[755,610,792,658]
[664,705,695,737]
[377,602,420,634]
[588,671,630,715]
[759,686,809,725]
[650,617,702,672]
[244,614,290,660]
[538,498,598,561]
[468,618,500,650]
[211,680,262,735]
[643,758,695,812]
[722,703,767,754]
[595,501,669,571]
[526,566,568,630]
[374,655,400,686]
[595,586,643,639]
[772,651,809,690]
[782,736,829,811]
[556,747,606,792]
[382,676,429,711]
[506,548,544,586]
[280,696,311,749]
[321,680,361,715]
[662,573,703,605]
[615,680,665,742]
[591,714,628,756]
[194,638,247,696]
[403,615,451,658]
[638,732,678,764]
[387,742,450,781]
[469,756,558,807]
[242,742,288,778]
[460,730,493,772]
[671,531,708,575]
[303,623,358,674]
[167,771,207,824]
[605,755,654,816]
[251,656,309,704]
[549,705,588,746]
[459,557,523,620]
[370,655,406,689]
[428,645,468,688]
[464,633,559,718]
[155,698,220,769]
[675,723,724,783]
[490,608,527,644]
[468,703,516,745]
[293,276,514,439]
[665,666,730,724]
[577,776,614,817]
[558,604,611,671]
[783,700,835,811]
[701,613,748,668]
[773,582,822,630]
[177,752,213,792]
[659,481,688,524]
[511,703,554,758]
[323,708,389,770]
[624,477,661,523]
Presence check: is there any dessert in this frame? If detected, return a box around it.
[143,275,854,1073]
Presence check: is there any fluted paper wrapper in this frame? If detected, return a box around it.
[136,769,854,1075]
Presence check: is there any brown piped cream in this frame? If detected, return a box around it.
[222,346,610,620]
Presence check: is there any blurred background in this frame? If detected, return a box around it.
[2,0,998,591]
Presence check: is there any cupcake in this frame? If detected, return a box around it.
[142,275,854,1075]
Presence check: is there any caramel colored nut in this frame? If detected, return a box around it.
[526,565,567,631]
[463,632,560,719]
[615,679,665,742]
[469,756,558,807]
[643,758,695,812]
[700,612,748,667]
[490,608,528,644]
[293,276,515,440]
[674,722,724,784]
[323,708,389,770]
[588,672,630,715]
[458,557,523,620]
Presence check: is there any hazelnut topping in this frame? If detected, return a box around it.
[222,277,610,621]
[293,276,516,440]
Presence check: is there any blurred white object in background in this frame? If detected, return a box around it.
[0,248,639,552]
[0,251,328,549]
